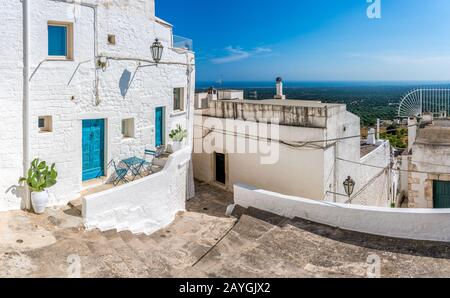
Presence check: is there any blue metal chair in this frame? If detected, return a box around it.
[143,147,165,174]
[143,150,156,174]
[108,160,129,186]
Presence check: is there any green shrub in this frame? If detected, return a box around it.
[169,125,188,142]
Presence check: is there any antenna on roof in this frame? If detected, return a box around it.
[215,75,224,89]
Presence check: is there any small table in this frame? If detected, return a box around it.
[121,157,146,181]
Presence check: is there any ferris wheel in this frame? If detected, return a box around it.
[398,88,450,118]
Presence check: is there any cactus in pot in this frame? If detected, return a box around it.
[19,158,58,214]
[169,124,188,152]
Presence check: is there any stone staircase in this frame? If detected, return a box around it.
[83,212,237,277]
[13,207,237,277]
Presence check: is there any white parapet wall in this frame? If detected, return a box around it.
[83,147,192,235]
[234,183,450,243]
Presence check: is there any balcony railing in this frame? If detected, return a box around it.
[173,35,193,51]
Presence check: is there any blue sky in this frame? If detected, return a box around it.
[156,0,450,82]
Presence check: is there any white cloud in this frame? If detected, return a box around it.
[347,52,450,64]
[211,46,272,64]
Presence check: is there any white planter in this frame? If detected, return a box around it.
[31,191,49,214]
[171,141,183,152]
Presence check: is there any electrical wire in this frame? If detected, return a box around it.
[194,123,417,151]
[337,157,450,176]
[196,121,450,176]
[195,122,416,146]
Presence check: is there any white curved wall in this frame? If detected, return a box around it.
[235,183,450,243]
[83,147,191,235]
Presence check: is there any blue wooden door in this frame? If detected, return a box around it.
[82,119,105,181]
[155,107,164,147]
[433,181,450,208]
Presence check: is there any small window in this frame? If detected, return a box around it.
[38,116,52,133]
[121,118,135,138]
[108,34,116,45]
[173,88,185,112]
[48,22,73,59]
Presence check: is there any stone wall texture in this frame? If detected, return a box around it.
[0,0,195,211]
[408,144,450,208]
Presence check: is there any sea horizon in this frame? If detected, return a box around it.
[197,80,450,89]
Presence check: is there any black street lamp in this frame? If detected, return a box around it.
[151,38,164,64]
[343,176,355,198]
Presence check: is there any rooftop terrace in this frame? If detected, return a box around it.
[217,99,344,108]
[199,99,347,128]
[416,126,450,146]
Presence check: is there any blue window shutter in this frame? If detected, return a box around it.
[48,25,67,56]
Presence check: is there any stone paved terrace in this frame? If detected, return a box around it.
[1,182,450,277]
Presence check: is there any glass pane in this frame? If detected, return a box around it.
[121,120,126,135]
[173,88,182,110]
[48,25,67,56]
[38,118,45,128]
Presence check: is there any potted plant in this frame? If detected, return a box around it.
[169,124,188,152]
[19,158,58,214]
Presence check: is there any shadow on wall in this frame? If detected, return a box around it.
[119,69,132,98]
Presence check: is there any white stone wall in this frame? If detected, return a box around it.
[338,141,392,207]
[408,144,450,208]
[235,183,450,243]
[323,109,361,202]
[322,108,392,207]
[0,1,25,211]
[0,0,195,210]
[193,115,327,198]
[193,103,392,206]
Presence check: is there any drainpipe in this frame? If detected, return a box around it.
[22,0,31,210]
[185,52,195,200]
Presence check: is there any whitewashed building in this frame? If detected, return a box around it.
[193,80,393,206]
[0,0,195,214]
[399,115,450,208]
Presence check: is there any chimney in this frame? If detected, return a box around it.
[207,87,218,101]
[274,77,286,100]
[421,112,433,125]
[367,128,376,145]
[376,118,380,140]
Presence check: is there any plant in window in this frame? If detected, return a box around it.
[169,125,188,152]
[19,158,58,214]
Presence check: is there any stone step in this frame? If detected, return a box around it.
[107,236,150,277]
[178,214,280,278]
[97,222,117,233]
[119,231,150,256]
[105,229,173,277]
[84,232,135,277]
[118,230,135,242]
[102,229,121,240]
[67,198,83,216]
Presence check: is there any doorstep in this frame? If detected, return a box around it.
[81,177,108,191]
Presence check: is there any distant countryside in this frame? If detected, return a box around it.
[198,82,450,126]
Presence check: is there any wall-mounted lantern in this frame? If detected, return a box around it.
[151,38,164,64]
[343,176,355,198]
